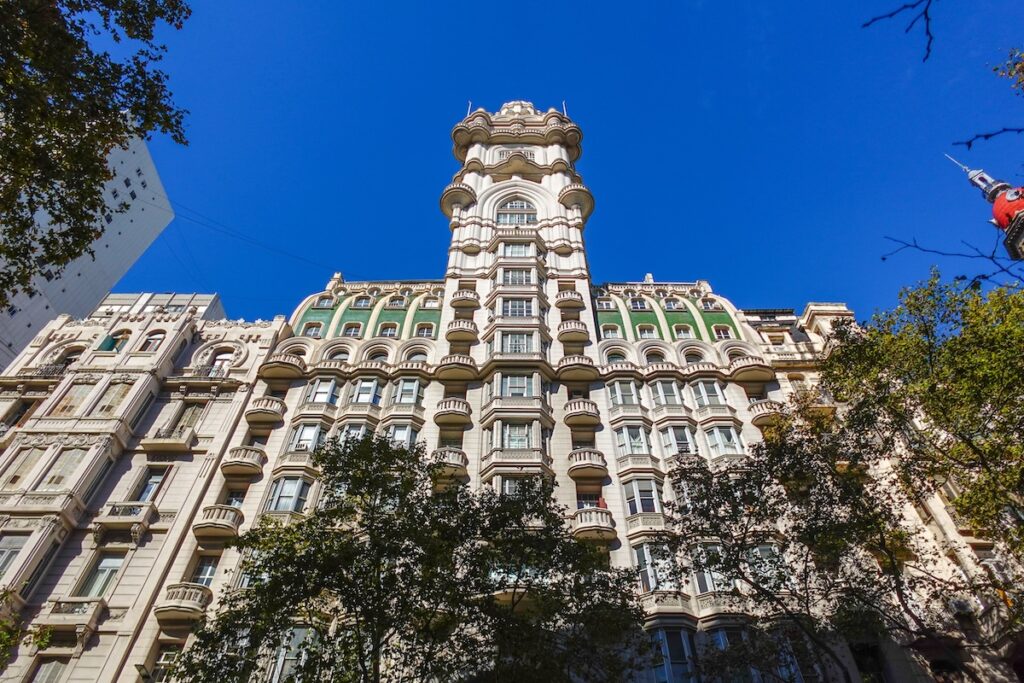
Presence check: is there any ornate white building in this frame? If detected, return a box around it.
[0,102,1014,682]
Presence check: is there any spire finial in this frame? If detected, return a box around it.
[944,153,971,174]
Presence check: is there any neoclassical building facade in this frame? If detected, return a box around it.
[0,102,1008,682]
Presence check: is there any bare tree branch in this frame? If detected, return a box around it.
[881,235,1024,286]
[954,127,1024,149]
[863,0,935,61]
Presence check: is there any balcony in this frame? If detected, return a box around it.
[641,591,692,616]
[694,591,748,618]
[221,446,267,476]
[554,290,585,309]
[273,448,320,476]
[432,447,469,478]
[607,402,649,424]
[445,319,479,342]
[193,505,244,540]
[93,501,157,538]
[245,396,286,425]
[481,448,552,478]
[556,355,599,381]
[601,361,641,378]
[643,362,680,379]
[694,403,737,423]
[436,354,477,380]
[260,352,306,379]
[556,320,589,342]
[748,399,785,427]
[37,598,106,645]
[681,361,722,379]
[434,398,472,425]
[650,402,691,421]
[154,582,213,624]
[353,360,391,377]
[625,512,668,539]
[615,454,664,479]
[563,399,600,427]
[17,363,68,378]
[567,449,608,479]
[571,508,616,541]
[139,425,195,452]
[728,355,774,382]
[450,290,480,309]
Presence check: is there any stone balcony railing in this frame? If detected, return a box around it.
[260,352,306,379]
[245,396,287,424]
[154,582,213,623]
[445,319,479,341]
[432,447,469,478]
[221,446,267,477]
[570,508,616,541]
[563,398,600,426]
[567,448,608,479]
[450,290,480,308]
[193,505,244,540]
[434,398,472,425]
[554,290,585,309]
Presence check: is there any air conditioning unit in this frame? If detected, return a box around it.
[294,443,309,452]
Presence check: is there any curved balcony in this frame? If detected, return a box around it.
[556,355,599,381]
[556,320,589,343]
[748,399,785,427]
[729,355,774,382]
[432,447,469,478]
[193,505,244,540]
[567,449,608,480]
[436,354,477,380]
[601,361,641,378]
[260,352,306,379]
[563,399,600,427]
[221,446,267,476]
[571,508,616,541]
[245,396,286,425]
[445,319,479,342]
[434,398,472,425]
[450,290,480,309]
[681,361,723,379]
[554,290,585,310]
[154,582,213,624]
[558,182,595,219]
[548,238,574,256]
[643,362,680,379]
[440,181,477,218]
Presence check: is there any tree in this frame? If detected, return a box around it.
[0,0,190,306]
[0,587,49,672]
[171,434,649,683]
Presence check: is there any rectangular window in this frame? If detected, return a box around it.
[388,424,418,448]
[615,426,649,455]
[637,326,657,339]
[394,379,421,405]
[595,299,614,310]
[30,659,68,683]
[306,378,339,405]
[502,298,532,317]
[352,379,381,405]
[500,375,530,398]
[225,490,246,508]
[0,535,27,575]
[651,380,680,406]
[692,380,724,407]
[91,382,131,416]
[502,243,530,257]
[0,447,46,491]
[270,627,312,683]
[77,553,124,597]
[501,478,523,496]
[191,556,219,587]
[706,426,741,457]
[267,477,310,513]
[714,326,732,340]
[502,423,530,449]
[290,423,323,451]
[633,543,673,592]
[341,423,367,441]
[693,545,730,594]
[501,332,531,353]
[50,383,95,417]
[576,493,600,509]
[608,381,637,406]
[630,299,649,311]
[624,479,661,515]
[135,468,166,502]
[36,448,87,491]
[660,427,693,456]
[175,403,205,430]
[503,269,531,286]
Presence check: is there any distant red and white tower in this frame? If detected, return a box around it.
[949,155,1024,260]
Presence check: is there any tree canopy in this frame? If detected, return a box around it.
[0,0,190,305]
[172,434,648,683]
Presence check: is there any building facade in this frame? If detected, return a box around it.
[0,102,1014,682]
[0,138,175,366]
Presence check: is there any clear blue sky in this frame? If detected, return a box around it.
[115,1,1024,321]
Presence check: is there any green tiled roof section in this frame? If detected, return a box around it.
[700,310,739,338]
[411,307,442,338]
[375,308,407,336]
[628,310,662,339]
[664,310,704,341]
[296,306,335,331]
[333,307,372,337]
[595,309,624,338]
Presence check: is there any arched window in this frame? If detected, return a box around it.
[59,347,84,367]
[377,323,398,338]
[353,296,372,309]
[302,322,322,339]
[606,352,626,363]
[406,350,428,362]
[291,347,307,357]
[646,352,665,364]
[387,296,406,308]
[415,323,434,338]
[684,352,704,365]
[496,198,537,225]
[342,323,361,337]
[674,325,693,340]
[727,350,745,361]
[601,325,620,339]
[327,348,350,361]
[701,298,719,311]
[208,349,234,378]
[368,351,389,363]
[421,297,440,309]
[313,295,334,309]
[139,331,165,352]
[100,330,131,353]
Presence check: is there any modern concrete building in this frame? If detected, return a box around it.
[0,102,1017,682]
[0,139,175,366]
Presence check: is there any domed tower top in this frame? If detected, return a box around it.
[948,155,1024,259]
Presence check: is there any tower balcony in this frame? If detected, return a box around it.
[563,399,601,427]
[154,582,213,624]
[556,320,589,343]
[221,446,267,477]
[558,183,595,219]
[728,355,774,382]
[554,290,585,310]
[436,354,477,380]
[245,396,287,425]
[260,352,307,379]
[434,398,472,425]
[748,399,785,427]
[567,448,608,480]
[556,355,600,381]
[445,319,479,342]
[432,447,469,478]
[450,290,480,309]
[440,181,477,218]
[570,508,616,541]
[193,505,244,541]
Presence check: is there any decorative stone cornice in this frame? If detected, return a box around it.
[451,105,582,163]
